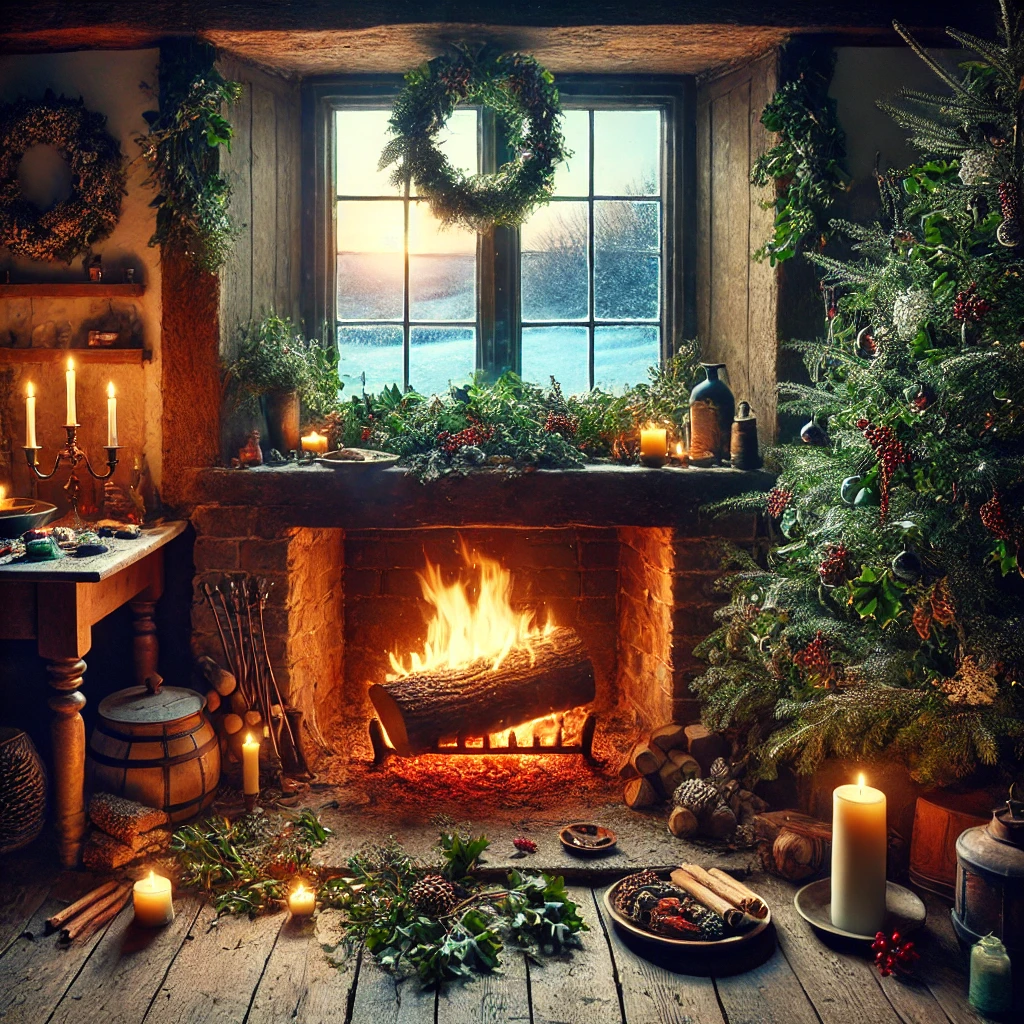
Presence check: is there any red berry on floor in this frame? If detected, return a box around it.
[513,835,537,854]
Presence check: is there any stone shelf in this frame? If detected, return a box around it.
[189,463,775,531]
[0,283,144,298]
[0,347,147,364]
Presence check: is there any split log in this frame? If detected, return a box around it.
[624,777,659,809]
[368,626,595,755]
[650,723,688,753]
[668,806,698,838]
[630,742,666,777]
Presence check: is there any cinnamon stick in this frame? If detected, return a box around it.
[670,868,755,932]
[45,880,119,933]
[59,883,132,943]
[708,868,769,918]
[63,887,133,944]
[684,864,768,920]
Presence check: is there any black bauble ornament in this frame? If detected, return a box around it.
[800,417,829,446]
[892,548,923,584]
[841,476,862,505]
[856,326,879,360]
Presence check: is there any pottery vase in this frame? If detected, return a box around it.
[689,363,735,465]
[263,389,300,455]
[0,728,47,854]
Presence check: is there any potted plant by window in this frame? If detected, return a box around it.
[224,314,337,455]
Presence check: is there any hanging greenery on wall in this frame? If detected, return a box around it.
[381,43,567,232]
[750,51,848,265]
[0,92,126,263]
[135,40,241,272]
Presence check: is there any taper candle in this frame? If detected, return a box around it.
[288,881,316,917]
[133,870,174,927]
[831,773,887,935]
[107,382,118,447]
[65,357,77,426]
[242,732,260,801]
[25,382,37,448]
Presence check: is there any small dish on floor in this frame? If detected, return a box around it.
[559,822,617,854]
[793,878,926,942]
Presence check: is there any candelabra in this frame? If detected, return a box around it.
[24,425,120,524]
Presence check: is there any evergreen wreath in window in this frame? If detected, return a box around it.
[0,92,126,263]
[380,44,568,232]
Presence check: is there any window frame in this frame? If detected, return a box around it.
[302,74,695,391]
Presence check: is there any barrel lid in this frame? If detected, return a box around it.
[98,675,204,724]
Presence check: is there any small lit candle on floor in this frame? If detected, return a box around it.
[65,357,77,426]
[242,732,260,808]
[25,382,37,448]
[639,424,668,466]
[133,870,174,927]
[300,430,328,455]
[831,773,887,935]
[107,382,118,447]
[288,881,316,918]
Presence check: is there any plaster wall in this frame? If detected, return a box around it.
[0,49,162,512]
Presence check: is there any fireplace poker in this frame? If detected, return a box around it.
[218,579,251,706]
[256,578,303,771]
[202,581,233,673]
[245,576,281,759]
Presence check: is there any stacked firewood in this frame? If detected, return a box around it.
[620,723,702,810]
[82,792,171,871]
[45,880,134,944]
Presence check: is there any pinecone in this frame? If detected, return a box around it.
[794,631,837,687]
[408,874,458,917]
[766,487,794,518]
[980,492,1012,540]
[673,779,722,820]
[513,835,537,854]
[818,544,850,587]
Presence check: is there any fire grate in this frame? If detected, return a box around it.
[369,713,596,764]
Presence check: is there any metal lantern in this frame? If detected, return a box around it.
[953,797,1024,959]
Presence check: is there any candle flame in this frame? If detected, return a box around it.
[107,381,115,399]
[858,773,866,793]
[675,441,684,455]
[26,382,34,398]
[66,357,74,371]
[294,882,307,896]
[148,870,155,884]
[246,732,253,743]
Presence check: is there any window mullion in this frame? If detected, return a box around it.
[403,183,411,390]
[588,109,596,391]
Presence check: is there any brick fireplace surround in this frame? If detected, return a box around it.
[186,465,770,764]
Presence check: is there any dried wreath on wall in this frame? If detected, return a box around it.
[381,44,567,232]
[0,92,126,263]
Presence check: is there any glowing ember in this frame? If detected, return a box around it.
[388,543,553,679]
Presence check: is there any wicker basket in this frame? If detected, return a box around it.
[0,727,48,854]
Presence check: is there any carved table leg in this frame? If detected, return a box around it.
[47,657,88,869]
[130,598,159,685]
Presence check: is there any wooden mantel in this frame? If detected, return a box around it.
[188,463,774,531]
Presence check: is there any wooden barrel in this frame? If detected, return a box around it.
[88,675,220,823]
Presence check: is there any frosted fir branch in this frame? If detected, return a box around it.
[944,29,1015,83]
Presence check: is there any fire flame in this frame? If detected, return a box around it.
[388,543,553,679]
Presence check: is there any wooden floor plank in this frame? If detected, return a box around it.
[246,909,360,1024]
[0,892,113,1023]
[348,953,436,1024]
[916,895,985,1024]
[0,880,53,959]
[528,887,623,1024]
[435,950,530,1024]
[142,904,283,1024]
[47,896,204,1024]
[594,885,726,1024]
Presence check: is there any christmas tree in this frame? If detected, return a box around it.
[693,1,1024,787]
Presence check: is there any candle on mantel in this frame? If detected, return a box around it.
[639,424,668,466]
[287,881,316,918]
[25,382,37,448]
[242,732,260,808]
[65,357,77,426]
[106,382,118,447]
[300,430,328,455]
[133,870,174,927]
[831,773,887,935]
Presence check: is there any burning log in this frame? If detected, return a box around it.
[369,627,595,755]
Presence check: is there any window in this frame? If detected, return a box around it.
[304,78,692,397]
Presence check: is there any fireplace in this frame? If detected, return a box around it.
[187,465,765,797]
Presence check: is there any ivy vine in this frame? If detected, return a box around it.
[135,40,241,272]
[750,53,848,265]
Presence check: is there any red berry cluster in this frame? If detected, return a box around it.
[793,631,837,686]
[998,180,1020,222]
[513,835,537,854]
[437,425,493,454]
[871,931,919,977]
[360,426,372,442]
[543,411,579,437]
[861,422,912,519]
[980,492,1012,540]
[911,388,931,413]
[818,545,850,587]
[952,282,992,323]
[766,487,794,519]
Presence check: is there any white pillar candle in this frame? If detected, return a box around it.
[107,382,117,446]
[287,881,316,917]
[133,871,174,927]
[831,774,887,935]
[65,358,77,426]
[300,431,328,455]
[25,383,37,448]
[242,732,260,798]
[639,425,668,458]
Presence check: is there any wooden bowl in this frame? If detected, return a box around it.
[320,448,400,471]
[0,500,57,538]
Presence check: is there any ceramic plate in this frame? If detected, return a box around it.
[793,878,926,942]
[320,448,399,471]
[558,822,618,855]
[603,873,771,949]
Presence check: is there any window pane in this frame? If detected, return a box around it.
[593,110,660,196]
[521,326,590,395]
[552,110,589,197]
[337,325,404,394]
[521,202,588,322]
[336,110,399,196]
[337,200,404,321]
[411,109,478,197]
[410,327,475,396]
[409,203,476,322]
[594,326,659,392]
[594,201,660,321]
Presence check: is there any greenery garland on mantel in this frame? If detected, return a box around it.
[0,92,126,264]
[380,44,568,232]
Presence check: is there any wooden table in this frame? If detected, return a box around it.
[0,521,187,868]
